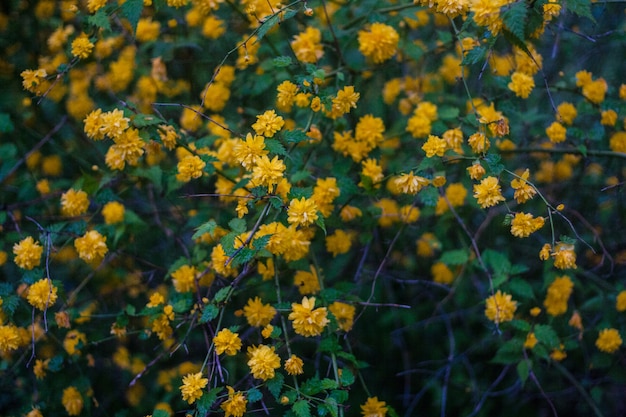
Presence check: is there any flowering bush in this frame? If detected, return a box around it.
[1,0,626,416]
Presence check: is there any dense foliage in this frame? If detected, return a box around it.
[1,0,626,416]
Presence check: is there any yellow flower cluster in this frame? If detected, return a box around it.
[543,275,574,316]
[13,236,43,270]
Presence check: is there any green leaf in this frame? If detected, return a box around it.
[192,219,218,240]
[419,186,439,207]
[125,304,136,316]
[264,138,287,156]
[534,325,560,349]
[319,398,339,417]
[461,46,487,66]
[199,304,219,323]
[508,319,531,332]
[483,249,511,275]
[484,153,504,176]
[502,2,528,41]
[301,378,323,396]
[266,372,285,399]
[172,294,193,313]
[401,39,424,62]
[120,0,143,34]
[0,113,15,133]
[318,337,340,353]
[133,166,163,192]
[196,387,222,415]
[438,106,459,121]
[320,378,339,390]
[87,9,112,32]
[283,129,310,144]
[273,56,292,67]
[214,286,231,303]
[247,387,263,403]
[440,249,469,266]
[516,360,531,387]
[228,218,247,233]
[152,410,170,417]
[293,399,311,417]
[509,278,535,300]
[330,389,348,404]
[315,215,326,235]
[491,338,524,364]
[255,8,297,41]
[48,355,64,372]
[132,113,162,128]
[339,368,355,386]
[564,0,595,21]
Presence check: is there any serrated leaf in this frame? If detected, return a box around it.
[509,278,535,299]
[315,215,326,235]
[301,378,323,396]
[0,113,15,133]
[461,46,487,66]
[419,186,439,207]
[320,398,339,417]
[199,304,219,323]
[266,372,285,399]
[283,129,309,144]
[484,153,504,175]
[87,9,112,32]
[438,106,459,121]
[320,378,339,390]
[246,387,263,403]
[264,138,287,156]
[502,2,528,41]
[339,368,354,386]
[483,249,511,275]
[214,286,231,303]
[48,355,64,372]
[508,319,531,332]
[491,338,524,364]
[440,249,469,266]
[132,113,162,128]
[228,218,247,233]
[564,0,595,21]
[534,324,560,349]
[120,0,143,34]
[273,56,292,67]
[293,400,311,417]
[192,219,218,240]
[196,387,222,415]
[255,8,297,41]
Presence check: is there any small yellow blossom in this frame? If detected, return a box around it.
[61,189,89,217]
[247,345,281,380]
[484,290,517,324]
[221,386,247,417]
[289,296,329,337]
[473,176,505,208]
[62,386,84,416]
[74,230,108,264]
[543,275,573,316]
[71,33,94,59]
[358,22,399,64]
[596,328,622,353]
[213,328,242,356]
[510,212,545,238]
[616,290,626,312]
[27,278,58,311]
[287,197,319,227]
[180,372,208,404]
[13,236,43,270]
[284,354,304,375]
[329,301,356,332]
[361,396,387,417]
[243,297,276,327]
[102,201,125,224]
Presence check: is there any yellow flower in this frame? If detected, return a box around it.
[510,169,536,204]
[63,330,87,355]
[61,189,89,217]
[556,102,577,125]
[361,396,387,417]
[484,290,517,324]
[422,134,447,157]
[546,121,567,143]
[210,243,238,278]
[596,328,622,353]
[550,344,567,361]
[74,230,108,264]
[325,230,353,257]
[136,18,161,42]
[247,345,281,380]
[340,205,363,222]
[289,296,329,337]
[287,197,319,227]
[508,71,535,99]
[180,372,208,404]
[360,158,384,188]
[71,33,94,59]
[431,262,454,284]
[552,242,577,270]
[467,132,490,154]
[252,110,284,137]
[524,332,538,349]
[609,131,626,153]
[616,290,626,312]
[284,354,305,375]
[394,172,430,195]
[251,155,286,192]
[0,325,21,353]
[27,278,58,311]
[261,324,274,339]
[473,176,505,208]
[213,328,242,356]
[510,212,545,238]
[87,0,107,13]
[234,133,267,169]
[62,386,84,416]
[467,162,486,180]
[102,201,125,224]
[171,265,197,293]
[358,22,399,64]
[543,275,573,316]
[99,109,130,139]
[291,26,324,63]
[471,0,506,34]
[331,85,360,116]
[276,80,299,112]
[600,109,618,126]
[176,154,206,182]
[13,236,43,270]
[329,301,356,332]
[294,265,320,295]
[221,386,247,417]
[243,297,276,327]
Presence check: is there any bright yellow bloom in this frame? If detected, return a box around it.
[596,328,622,353]
[210,243,238,278]
[62,386,84,416]
[213,328,242,356]
[543,275,573,316]
[291,26,324,63]
[616,290,626,312]
[422,134,447,157]
[87,0,107,13]
[61,189,89,217]
[0,325,21,353]
[251,155,285,192]
[71,33,94,59]
[609,131,626,153]
[13,236,43,270]
[556,102,577,125]
[361,396,387,417]
[294,265,320,295]
[180,372,208,404]
[524,332,538,349]
[74,230,108,264]
[467,132,490,154]
[358,22,399,64]
[329,301,356,332]
[287,197,319,227]
[601,109,618,126]
[508,71,534,99]
[394,172,430,195]
[99,109,129,139]
[247,345,281,380]
[546,121,567,143]
[289,296,329,337]
[473,176,505,208]
[510,212,545,238]
[284,354,304,375]
[331,85,360,116]
[467,162,486,180]
[252,110,284,137]
[550,345,567,361]
[431,262,454,284]
[360,158,384,188]
[102,201,125,224]
[136,18,161,42]
[221,386,247,417]
[276,80,299,112]
[63,330,87,355]
[234,133,267,170]
[325,229,352,257]
[243,297,276,327]
[27,278,58,311]
[552,242,577,270]
[340,205,363,222]
[171,264,197,293]
[511,169,536,204]
[484,290,517,324]
[176,154,206,182]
